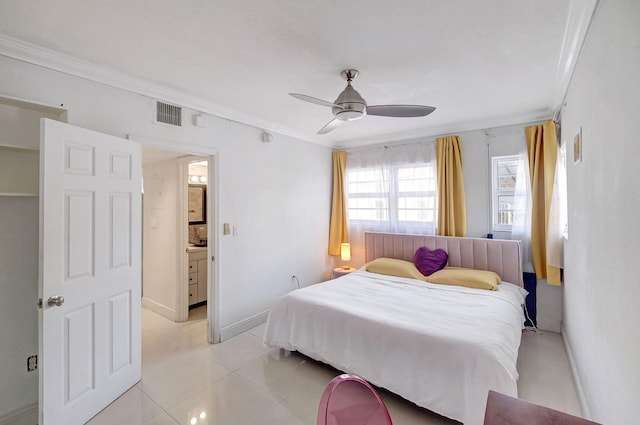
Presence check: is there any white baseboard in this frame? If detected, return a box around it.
[142,297,176,321]
[219,310,269,342]
[0,403,37,425]
[537,317,562,333]
[561,324,592,420]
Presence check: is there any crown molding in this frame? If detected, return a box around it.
[333,110,553,149]
[0,34,326,146]
[550,0,600,116]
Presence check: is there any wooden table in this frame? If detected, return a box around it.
[483,391,601,425]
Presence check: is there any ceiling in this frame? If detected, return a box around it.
[0,1,589,148]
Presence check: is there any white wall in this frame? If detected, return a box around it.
[560,1,640,423]
[0,54,333,416]
[142,158,179,316]
[216,123,334,325]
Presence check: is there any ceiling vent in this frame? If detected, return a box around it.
[155,101,182,126]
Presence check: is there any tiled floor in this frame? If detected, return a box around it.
[83,306,583,425]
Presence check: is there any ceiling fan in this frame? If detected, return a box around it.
[290,69,436,134]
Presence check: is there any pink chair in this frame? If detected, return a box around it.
[317,374,394,425]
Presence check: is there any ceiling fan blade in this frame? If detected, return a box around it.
[317,118,343,134]
[289,93,342,109]
[367,105,436,117]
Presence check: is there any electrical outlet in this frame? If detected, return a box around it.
[27,355,38,372]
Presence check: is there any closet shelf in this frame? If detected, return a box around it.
[0,143,39,151]
[0,192,38,197]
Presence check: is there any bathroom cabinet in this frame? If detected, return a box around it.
[187,248,208,306]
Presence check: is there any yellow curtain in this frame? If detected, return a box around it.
[328,151,348,255]
[525,120,561,285]
[436,136,467,237]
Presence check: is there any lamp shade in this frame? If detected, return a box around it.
[340,243,351,262]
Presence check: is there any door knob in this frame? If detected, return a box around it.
[47,295,65,307]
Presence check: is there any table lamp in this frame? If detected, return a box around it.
[340,243,351,270]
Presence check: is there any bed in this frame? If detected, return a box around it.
[264,232,527,425]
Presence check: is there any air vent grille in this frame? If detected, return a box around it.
[156,101,182,126]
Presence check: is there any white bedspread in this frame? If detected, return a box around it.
[264,269,527,425]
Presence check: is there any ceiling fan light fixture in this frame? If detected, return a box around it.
[333,83,367,121]
[334,104,366,121]
[336,110,363,121]
[290,68,435,134]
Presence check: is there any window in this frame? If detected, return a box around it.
[491,155,519,231]
[346,168,390,222]
[397,166,436,223]
[347,164,436,229]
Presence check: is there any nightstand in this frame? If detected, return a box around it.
[332,267,356,279]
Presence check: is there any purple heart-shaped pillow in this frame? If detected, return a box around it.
[414,247,448,276]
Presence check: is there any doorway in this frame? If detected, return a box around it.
[140,144,218,342]
[186,160,209,318]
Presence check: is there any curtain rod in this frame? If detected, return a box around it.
[338,119,550,153]
[341,138,434,153]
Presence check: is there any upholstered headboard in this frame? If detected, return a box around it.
[364,232,524,287]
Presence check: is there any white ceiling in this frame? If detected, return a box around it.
[0,1,587,148]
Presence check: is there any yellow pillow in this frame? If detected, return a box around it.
[445,267,501,284]
[366,258,427,281]
[425,267,501,290]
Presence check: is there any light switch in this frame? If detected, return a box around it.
[223,223,230,235]
[233,226,238,236]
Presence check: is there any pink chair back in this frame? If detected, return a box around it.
[317,374,393,425]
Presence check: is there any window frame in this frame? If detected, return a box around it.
[491,155,519,232]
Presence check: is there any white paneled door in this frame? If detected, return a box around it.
[39,119,142,425]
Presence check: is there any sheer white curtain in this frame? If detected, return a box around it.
[511,149,534,273]
[346,142,437,262]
